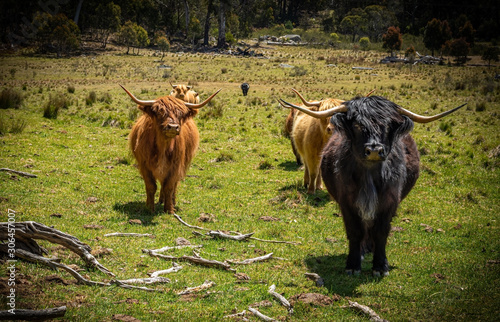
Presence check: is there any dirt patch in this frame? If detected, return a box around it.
[289,293,340,307]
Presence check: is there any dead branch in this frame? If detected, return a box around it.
[348,300,388,322]
[0,221,114,276]
[151,244,203,253]
[143,249,235,272]
[229,231,301,245]
[248,307,276,322]
[177,280,215,295]
[173,213,207,230]
[149,263,183,277]
[104,232,154,238]
[228,253,274,265]
[0,306,66,320]
[268,284,293,314]
[117,277,170,284]
[223,310,248,321]
[0,168,37,178]
[304,272,325,287]
[207,230,254,241]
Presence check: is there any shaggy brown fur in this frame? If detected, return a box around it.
[292,98,344,194]
[129,96,199,213]
[170,84,200,104]
[284,108,302,166]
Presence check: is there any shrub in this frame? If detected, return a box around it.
[290,66,307,77]
[200,102,223,119]
[475,102,487,112]
[67,85,75,93]
[99,92,112,104]
[0,88,23,109]
[359,37,370,50]
[0,117,27,135]
[43,94,70,119]
[86,91,97,105]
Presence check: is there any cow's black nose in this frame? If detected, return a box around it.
[364,144,385,159]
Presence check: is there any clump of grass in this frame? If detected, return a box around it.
[200,102,223,119]
[0,88,23,109]
[215,153,234,162]
[290,66,307,77]
[99,92,113,104]
[43,94,70,119]
[475,102,487,112]
[439,121,453,135]
[67,85,75,93]
[258,160,274,170]
[0,117,27,135]
[86,91,97,106]
[221,68,228,74]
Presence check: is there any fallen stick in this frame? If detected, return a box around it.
[223,310,247,320]
[0,221,114,276]
[0,306,66,320]
[151,244,203,253]
[117,277,170,284]
[229,231,301,245]
[143,249,235,272]
[177,280,215,295]
[247,307,276,322]
[104,232,154,238]
[15,248,162,292]
[207,230,254,241]
[348,300,388,322]
[268,284,293,314]
[228,253,274,265]
[149,263,183,277]
[0,168,37,178]
[173,213,207,230]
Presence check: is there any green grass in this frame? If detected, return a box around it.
[0,45,499,321]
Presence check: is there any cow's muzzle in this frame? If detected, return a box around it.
[165,124,180,137]
[364,143,386,161]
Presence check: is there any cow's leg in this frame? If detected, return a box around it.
[343,208,364,274]
[141,169,156,212]
[307,167,318,194]
[161,179,177,214]
[303,166,310,189]
[159,186,164,204]
[371,216,391,276]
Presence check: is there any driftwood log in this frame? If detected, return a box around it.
[0,221,114,276]
[0,306,66,320]
[0,168,37,178]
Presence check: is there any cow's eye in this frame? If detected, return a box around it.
[354,123,363,132]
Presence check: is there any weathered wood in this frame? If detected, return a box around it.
[207,230,254,241]
[176,280,215,295]
[268,284,293,314]
[173,214,207,230]
[117,277,170,284]
[0,221,114,276]
[0,168,37,178]
[149,263,183,277]
[104,232,154,238]
[151,244,202,253]
[0,306,66,320]
[228,253,274,265]
[143,249,234,271]
[248,307,276,321]
[348,301,388,322]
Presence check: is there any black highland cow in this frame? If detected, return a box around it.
[280,94,465,276]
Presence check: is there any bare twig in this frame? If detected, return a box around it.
[149,263,183,277]
[348,301,388,322]
[117,277,170,284]
[228,253,274,265]
[229,231,301,245]
[0,221,114,276]
[0,306,66,320]
[304,272,325,287]
[0,168,37,178]
[268,284,293,314]
[151,244,202,253]
[173,213,207,230]
[248,307,276,322]
[143,249,235,272]
[207,230,254,241]
[223,310,248,321]
[177,280,215,295]
[104,232,154,238]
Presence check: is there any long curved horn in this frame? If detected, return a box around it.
[397,103,467,123]
[278,98,347,118]
[185,88,222,109]
[291,88,321,107]
[120,84,156,107]
[366,89,375,97]
[170,82,177,89]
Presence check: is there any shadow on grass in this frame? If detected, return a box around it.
[304,254,393,296]
[276,182,332,208]
[277,160,301,171]
[112,201,164,226]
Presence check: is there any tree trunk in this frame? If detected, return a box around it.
[184,0,190,39]
[217,0,227,48]
[203,0,214,46]
[74,0,84,25]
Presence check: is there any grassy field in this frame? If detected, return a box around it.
[0,44,499,321]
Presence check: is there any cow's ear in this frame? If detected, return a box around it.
[332,114,350,135]
[138,104,156,117]
[395,116,414,137]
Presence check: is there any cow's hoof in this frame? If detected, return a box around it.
[346,269,361,276]
[372,270,389,277]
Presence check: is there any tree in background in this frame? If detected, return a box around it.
[93,2,121,48]
[156,36,170,61]
[424,18,452,57]
[35,13,80,57]
[359,37,370,50]
[382,26,402,57]
[134,24,149,54]
[459,20,475,48]
[364,5,398,42]
[340,14,364,42]
[443,38,470,65]
[481,46,499,68]
[118,21,137,54]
